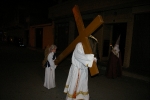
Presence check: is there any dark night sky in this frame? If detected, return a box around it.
[0,0,57,13]
[0,0,58,26]
[1,0,56,7]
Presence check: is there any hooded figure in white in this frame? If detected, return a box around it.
[64,42,95,100]
[106,35,122,78]
[112,44,120,58]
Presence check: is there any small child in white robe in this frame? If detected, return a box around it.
[64,42,96,100]
[44,45,57,89]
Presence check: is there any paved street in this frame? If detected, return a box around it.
[0,42,150,100]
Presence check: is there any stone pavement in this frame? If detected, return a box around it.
[0,42,150,100]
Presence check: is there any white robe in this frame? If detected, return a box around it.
[64,42,94,100]
[44,52,56,89]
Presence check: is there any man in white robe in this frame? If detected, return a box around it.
[64,42,95,100]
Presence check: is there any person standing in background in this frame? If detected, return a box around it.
[106,35,122,78]
[64,42,96,100]
[44,44,57,89]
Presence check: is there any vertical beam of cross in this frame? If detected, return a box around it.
[55,5,104,76]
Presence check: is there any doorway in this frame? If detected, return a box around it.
[130,12,150,73]
[54,23,69,51]
[35,28,43,48]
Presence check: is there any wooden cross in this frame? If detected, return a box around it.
[55,5,104,76]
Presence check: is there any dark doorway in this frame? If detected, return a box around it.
[112,23,127,64]
[130,12,150,75]
[54,23,69,51]
[35,28,43,48]
[25,30,29,46]
[102,40,110,57]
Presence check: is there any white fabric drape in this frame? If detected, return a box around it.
[64,42,94,100]
[44,52,56,89]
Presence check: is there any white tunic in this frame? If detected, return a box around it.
[64,42,94,100]
[44,52,56,89]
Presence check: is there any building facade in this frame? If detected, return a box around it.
[48,0,150,73]
[29,23,54,49]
